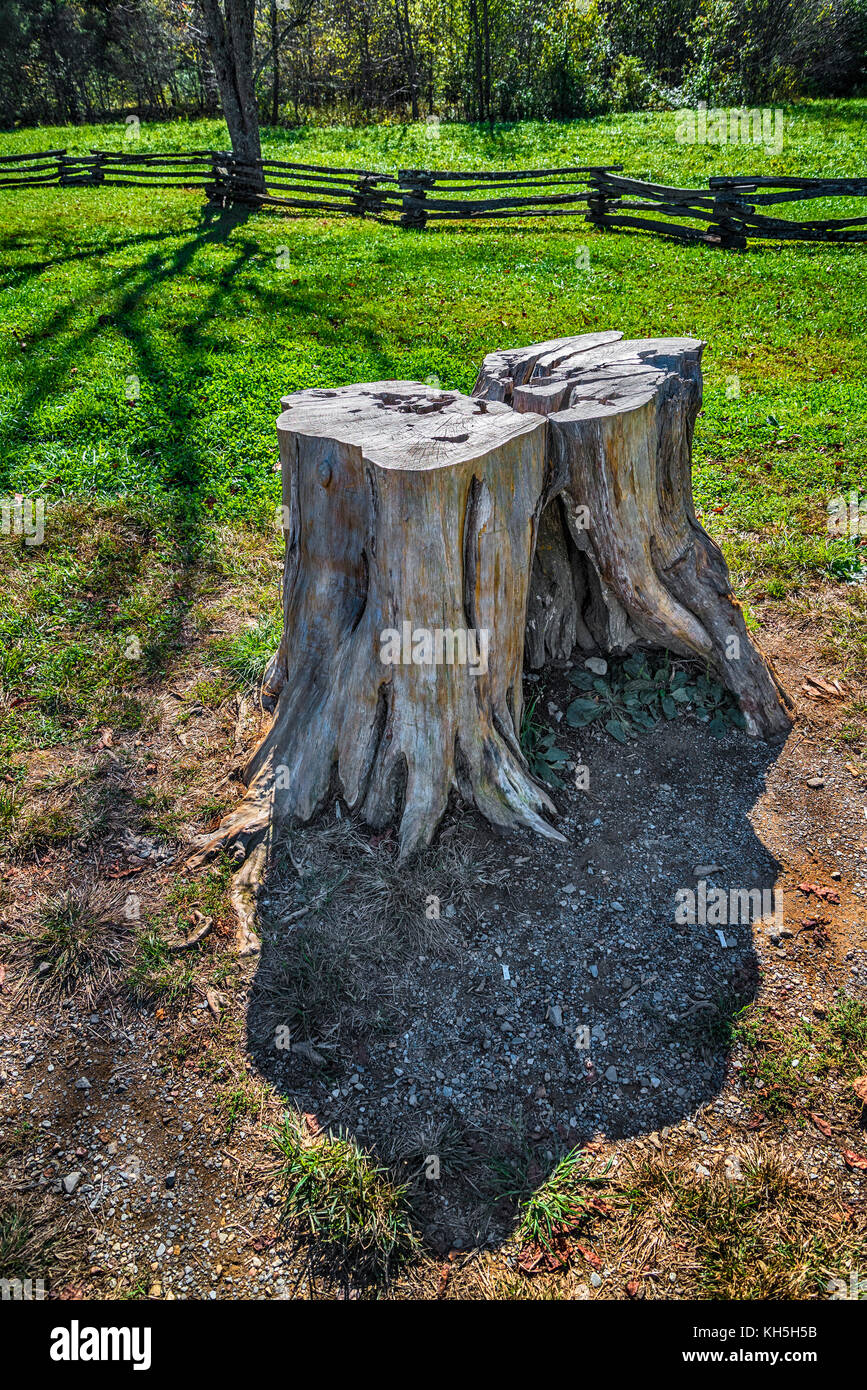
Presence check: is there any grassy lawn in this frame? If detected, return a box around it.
[1,104,866,1302]
[1,104,865,756]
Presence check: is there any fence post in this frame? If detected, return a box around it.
[708,178,749,249]
[585,172,616,231]
[352,174,386,219]
[206,151,229,207]
[398,169,433,229]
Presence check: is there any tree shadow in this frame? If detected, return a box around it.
[246,711,785,1267]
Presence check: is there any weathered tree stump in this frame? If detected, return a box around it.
[189,335,790,882]
[474,333,791,739]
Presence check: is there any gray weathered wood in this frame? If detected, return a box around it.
[190,334,791,876]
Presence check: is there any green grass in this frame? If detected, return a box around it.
[273,1111,419,1281]
[621,1148,860,1299]
[734,994,867,1118]
[517,1147,609,1248]
[126,926,195,1005]
[31,884,128,1005]
[0,103,865,754]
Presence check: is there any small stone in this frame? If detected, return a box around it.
[590,1271,603,1288]
[694,864,723,877]
[806,776,825,788]
[74,1078,91,1090]
[585,658,607,676]
[546,1005,563,1027]
[63,1172,82,1194]
[604,1066,618,1082]
[165,1172,177,1189]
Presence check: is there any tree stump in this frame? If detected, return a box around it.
[474,333,791,739]
[189,335,790,879]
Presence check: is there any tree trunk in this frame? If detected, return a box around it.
[269,0,280,126]
[189,381,560,869]
[188,336,791,879]
[200,0,263,187]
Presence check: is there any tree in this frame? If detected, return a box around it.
[199,0,263,176]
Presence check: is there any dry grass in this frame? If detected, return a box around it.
[0,1192,78,1288]
[26,880,133,1007]
[248,816,507,1050]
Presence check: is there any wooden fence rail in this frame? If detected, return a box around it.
[587,171,867,247]
[0,149,863,246]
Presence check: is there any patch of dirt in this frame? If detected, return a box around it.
[2,615,866,1299]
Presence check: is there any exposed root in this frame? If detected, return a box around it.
[229,841,268,956]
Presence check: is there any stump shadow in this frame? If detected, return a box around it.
[247,706,785,1263]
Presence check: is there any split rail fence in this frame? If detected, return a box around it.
[1,148,864,247]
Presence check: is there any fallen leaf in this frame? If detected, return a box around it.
[804,675,839,697]
[589,1197,614,1218]
[810,1112,833,1138]
[626,1278,643,1299]
[575,1242,603,1271]
[841,1148,867,1171]
[853,1077,867,1107]
[797,882,840,904]
[205,988,221,1021]
[517,1241,568,1275]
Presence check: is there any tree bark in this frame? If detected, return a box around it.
[189,381,560,869]
[474,333,792,739]
[269,0,280,126]
[188,336,791,877]
[199,0,264,185]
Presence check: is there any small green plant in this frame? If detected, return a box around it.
[126,927,194,1005]
[566,652,747,743]
[827,538,867,584]
[518,1148,610,1248]
[734,994,867,1117]
[273,1112,419,1281]
[217,614,282,690]
[0,1195,70,1283]
[217,1080,263,1137]
[0,783,18,838]
[519,695,570,787]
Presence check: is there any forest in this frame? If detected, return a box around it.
[1,0,865,131]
